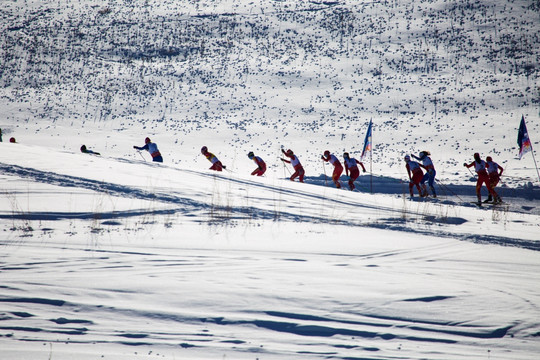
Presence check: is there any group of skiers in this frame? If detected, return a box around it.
[464,153,504,203]
[404,150,503,204]
[98,136,504,203]
[197,146,368,191]
[404,151,437,198]
[321,150,367,191]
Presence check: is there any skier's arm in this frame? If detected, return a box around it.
[280,158,291,164]
[498,165,504,176]
[356,160,367,172]
[321,154,329,162]
[463,161,473,168]
[406,164,412,180]
[134,144,149,151]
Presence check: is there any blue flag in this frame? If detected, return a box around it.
[518,115,532,159]
[361,119,372,160]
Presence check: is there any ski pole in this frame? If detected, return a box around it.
[465,165,475,178]
[436,179,464,202]
[137,150,146,162]
[281,159,292,176]
[322,161,328,186]
[279,147,288,177]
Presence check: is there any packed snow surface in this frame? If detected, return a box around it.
[1,0,540,359]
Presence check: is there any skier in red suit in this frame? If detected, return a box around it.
[405,155,426,197]
[464,153,501,204]
[248,151,266,176]
[485,156,504,203]
[343,152,366,191]
[280,148,304,182]
[201,146,225,171]
[321,150,343,188]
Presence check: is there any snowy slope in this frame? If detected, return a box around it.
[1,143,540,360]
[1,0,539,181]
[1,0,540,359]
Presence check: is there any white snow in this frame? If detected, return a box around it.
[1,0,540,359]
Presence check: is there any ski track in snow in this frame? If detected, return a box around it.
[1,150,539,358]
[1,0,540,358]
[1,158,539,251]
[2,239,540,360]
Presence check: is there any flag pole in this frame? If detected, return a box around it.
[360,118,373,194]
[531,148,540,183]
[518,115,540,183]
[370,123,373,193]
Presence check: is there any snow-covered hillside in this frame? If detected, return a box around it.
[1,0,540,359]
[1,143,540,359]
[1,0,539,180]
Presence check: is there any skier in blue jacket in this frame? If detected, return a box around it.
[412,151,436,197]
[134,137,163,162]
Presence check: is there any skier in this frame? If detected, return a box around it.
[248,151,266,176]
[485,156,504,203]
[321,150,343,188]
[343,152,366,191]
[280,148,304,182]
[201,146,225,171]
[80,145,100,155]
[133,137,163,162]
[405,155,426,197]
[9,137,16,143]
[412,150,437,197]
[463,153,501,204]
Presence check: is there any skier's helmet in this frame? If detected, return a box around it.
[404,155,411,162]
[343,152,350,159]
[201,146,208,154]
[474,152,480,160]
[286,149,293,156]
[80,145,87,152]
[486,156,492,162]
[324,150,330,157]
[248,151,254,159]
[9,137,15,143]
[145,137,151,144]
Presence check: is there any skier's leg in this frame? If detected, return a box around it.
[290,170,298,181]
[333,168,342,188]
[475,178,483,202]
[429,170,436,197]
